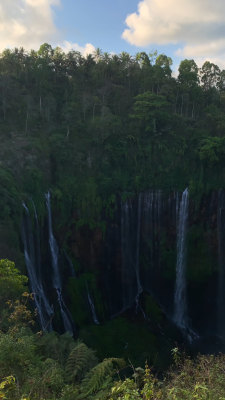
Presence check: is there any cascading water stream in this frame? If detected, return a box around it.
[45,192,60,289]
[174,188,189,332]
[86,283,99,325]
[31,200,41,280]
[173,188,197,341]
[45,191,74,334]
[55,288,74,334]
[22,202,53,331]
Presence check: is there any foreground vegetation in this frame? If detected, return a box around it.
[1,258,225,400]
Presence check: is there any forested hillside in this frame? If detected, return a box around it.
[1,43,225,260]
[1,44,225,399]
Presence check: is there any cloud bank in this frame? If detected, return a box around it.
[61,41,96,57]
[0,0,60,50]
[0,0,95,56]
[122,0,225,59]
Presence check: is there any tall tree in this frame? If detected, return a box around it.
[201,61,220,90]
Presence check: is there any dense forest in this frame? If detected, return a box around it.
[1,43,225,263]
[2,44,225,398]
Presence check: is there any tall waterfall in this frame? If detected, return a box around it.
[174,188,189,332]
[22,202,53,331]
[45,191,74,334]
[217,190,225,338]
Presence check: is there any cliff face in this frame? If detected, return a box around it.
[61,190,221,340]
[20,189,225,347]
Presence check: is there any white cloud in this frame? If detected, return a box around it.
[0,0,61,51]
[61,41,96,57]
[176,39,225,58]
[122,0,225,61]
[192,56,225,71]
[0,0,95,56]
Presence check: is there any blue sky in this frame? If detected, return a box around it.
[54,0,179,62]
[1,0,225,71]
[55,0,140,52]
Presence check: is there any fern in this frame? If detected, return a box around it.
[38,332,75,365]
[66,342,97,383]
[80,357,125,397]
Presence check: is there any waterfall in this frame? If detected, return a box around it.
[86,283,99,325]
[31,200,41,280]
[174,188,193,338]
[55,288,74,334]
[45,191,74,334]
[22,202,53,331]
[217,190,225,338]
[45,192,60,289]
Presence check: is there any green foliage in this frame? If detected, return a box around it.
[2,44,225,262]
[199,137,225,164]
[79,316,174,371]
[59,384,79,400]
[0,168,20,221]
[0,376,16,400]
[109,364,161,400]
[2,44,225,398]
[0,259,29,331]
[164,353,225,400]
[178,59,199,88]
[108,353,225,400]
[66,342,98,382]
[0,323,124,400]
[141,364,159,400]
[0,259,27,303]
[2,259,225,400]
[67,273,104,326]
[76,177,103,229]
[110,378,141,400]
[131,91,170,134]
[22,167,45,197]
[80,357,125,397]
[0,329,37,382]
[37,331,76,366]
[201,61,221,90]
[7,293,35,332]
[25,357,64,399]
